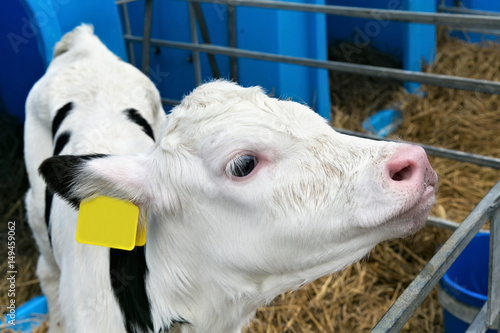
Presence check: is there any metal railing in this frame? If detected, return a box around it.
[117,1,500,331]
[372,180,500,332]
[119,0,500,97]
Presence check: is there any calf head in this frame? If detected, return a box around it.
[39,80,436,326]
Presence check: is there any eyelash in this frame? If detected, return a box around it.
[227,155,258,178]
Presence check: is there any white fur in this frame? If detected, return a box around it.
[25,25,437,333]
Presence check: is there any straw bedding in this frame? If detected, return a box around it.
[2,30,500,332]
[0,109,41,332]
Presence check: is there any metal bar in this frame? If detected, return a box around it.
[371,180,500,332]
[334,128,500,170]
[426,216,461,231]
[466,302,489,333]
[445,27,500,38]
[120,3,136,66]
[141,0,154,74]
[115,0,141,5]
[180,0,500,30]
[161,97,181,106]
[488,202,500,327]
[191,2,221,78]
[438,5,500,17]
[407,143,500,170]
[122,35,500,96]
[437,5,500,36]
[228,4,238,81]
[188,3,202,85]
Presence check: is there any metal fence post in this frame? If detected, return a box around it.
[488,198,500,329]
[141,0,153,75]
[191,3,221,78]
[120,2,136,66]
[227,4,238,82]
[467,197,500,333]
[188,2,203,86]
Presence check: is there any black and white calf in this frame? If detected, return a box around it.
[25,25,437,333]
[24,25,165,333]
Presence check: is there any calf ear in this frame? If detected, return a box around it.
[38,154,158,209]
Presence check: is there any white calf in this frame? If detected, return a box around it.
[27,25,437,333]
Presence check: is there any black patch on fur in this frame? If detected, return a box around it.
[44,188,54,246]
[53,131,71,155]
[45,131,72,246]
[52,102,73,138]
[38,154,107,208]
[124,108,155,141]
[110,247,153,333]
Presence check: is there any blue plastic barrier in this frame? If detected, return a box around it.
[0,0,126,122]
[1,295,47,332]
[0,0,46,122]
[236,0,330,118]
[362,109,403,137]
[125,0,232,111]
[125,0,331,119]
[4,1,500,122]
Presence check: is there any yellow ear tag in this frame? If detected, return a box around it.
[77,196,147,250]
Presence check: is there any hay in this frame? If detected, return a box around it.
[0,109,41,332]
[395,32,500,223]
[2,30,499,333]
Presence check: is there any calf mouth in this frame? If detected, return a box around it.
[378,166,438,237]
[393,179,437,236]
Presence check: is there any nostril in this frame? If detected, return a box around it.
[391,165,413,181]
[386,145,433,185]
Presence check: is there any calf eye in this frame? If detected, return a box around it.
[230,155,258,178]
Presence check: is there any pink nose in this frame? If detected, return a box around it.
[386,145,437,189]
